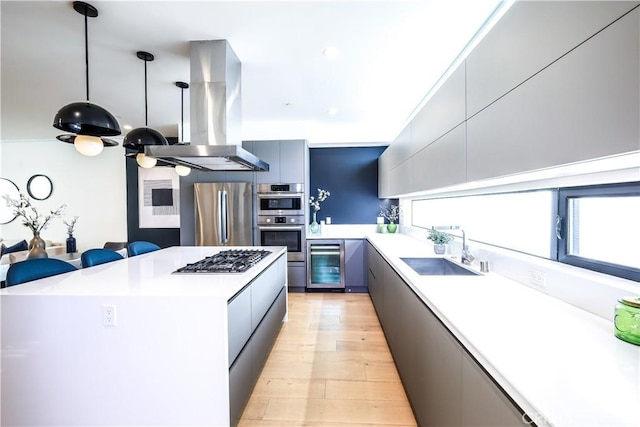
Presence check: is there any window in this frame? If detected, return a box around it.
[558,183,640,281]
[410,182,640,281]
[412,190,555,258]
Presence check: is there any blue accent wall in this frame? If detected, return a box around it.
[310,146,394,224]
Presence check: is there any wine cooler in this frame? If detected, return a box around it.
[306,240,345,290]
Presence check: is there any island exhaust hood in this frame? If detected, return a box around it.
[145,40,269,172]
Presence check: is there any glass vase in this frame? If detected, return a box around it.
[387,222,397,233]
[27,231,48,259]
[310,211,320,234]
[66,235,77,253]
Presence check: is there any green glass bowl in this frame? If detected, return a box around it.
[614,296,640,346]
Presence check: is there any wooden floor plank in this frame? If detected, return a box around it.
[239,293,417,426]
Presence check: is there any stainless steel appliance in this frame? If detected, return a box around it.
[257,215,305,262]
[256,183,307,290]
[194,182,253,246]
[257,183,304,216]
[306,240,345,290]
[173,249,271,274]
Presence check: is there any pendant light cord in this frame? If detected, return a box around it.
[180,87,184,142]
[84,9,90,101]
[144,59,148,127]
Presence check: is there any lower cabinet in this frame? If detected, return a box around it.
[462,351,525,426]
[228,255,287,426]
[367,242,384,308]
[345,239,367,293]
[287,262,307,292]
[367,243,524,427]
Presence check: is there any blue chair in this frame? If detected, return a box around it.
[127,241,161,257]
[5,258,77,287]
[81,248,124,268]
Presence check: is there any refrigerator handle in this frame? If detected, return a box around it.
[221,189,229,244]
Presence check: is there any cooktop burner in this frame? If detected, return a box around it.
[173,249,272,274]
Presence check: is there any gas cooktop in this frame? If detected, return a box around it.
[173,249,272,274]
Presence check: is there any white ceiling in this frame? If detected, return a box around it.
[1,0,503,147]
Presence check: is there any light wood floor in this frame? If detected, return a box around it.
[238,293,417,426]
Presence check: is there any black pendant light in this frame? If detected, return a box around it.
[173,81,191,176]
[123,51,169,169]
[53,1,121,156]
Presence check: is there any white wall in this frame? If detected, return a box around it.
[0,139,127,250]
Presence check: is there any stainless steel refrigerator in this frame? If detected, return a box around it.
[194,182,254,246]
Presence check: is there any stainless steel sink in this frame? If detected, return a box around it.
[400,257,480,276]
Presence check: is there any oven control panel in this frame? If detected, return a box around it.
[258,215,304,225]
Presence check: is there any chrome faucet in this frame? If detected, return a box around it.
[432,225,474,265]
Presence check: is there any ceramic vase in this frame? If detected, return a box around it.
[387,222,397,233]
[433,244,446,254]
[27,231,48,259]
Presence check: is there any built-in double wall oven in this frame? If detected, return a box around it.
[257,183,305,262]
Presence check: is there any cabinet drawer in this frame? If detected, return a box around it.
[228,286,252,367]
[251,255,286,330]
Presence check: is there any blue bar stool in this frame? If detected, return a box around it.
[81,248,124,268]
[127,241,161,257]
[5,258,77,287]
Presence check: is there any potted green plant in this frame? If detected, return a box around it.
[427,228,453,254]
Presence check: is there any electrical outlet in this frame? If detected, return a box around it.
[102,304,117,326]
[528,270,546,288]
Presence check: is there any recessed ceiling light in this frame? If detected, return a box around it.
[322,46,339,59]
[123,124,133,131]
[327,108,337,116]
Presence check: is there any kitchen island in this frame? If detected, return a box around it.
[0,246,287,427]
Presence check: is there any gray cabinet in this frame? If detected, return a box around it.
[417,300,463,426]
[345,239,366,293]
[247,140,308,184]
[279,140,306,184]
[462,352,524,427]
[411,123,466,192]
[367,244,525,426]
[366,242,384,311]
[465,1,638,117]
[287,262,306,292]
[410,61,466,156]
[227,254,287,426]
[467,7,640,181]
[378,2,639,198]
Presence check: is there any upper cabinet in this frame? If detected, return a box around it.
[378,1,639,198]
[467,6,640,181]
[245,140,309,184]
[411,124,466,192]
[465,1,639,117]
[410,62,466,156]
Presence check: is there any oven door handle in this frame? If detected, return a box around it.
[258,226,303,231]
[257,193,304,199]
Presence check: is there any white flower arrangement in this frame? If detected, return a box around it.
[379,204,400,223]
[309,188,330,212]
[3,192,66,234]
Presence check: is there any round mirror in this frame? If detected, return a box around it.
[0,178,20,224]
[27,174,53,200]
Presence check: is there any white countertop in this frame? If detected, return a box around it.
[306,223,380,239]
[0,246,287,299]
[367,233,640,427]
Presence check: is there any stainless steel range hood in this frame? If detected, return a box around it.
[145,40,269,172]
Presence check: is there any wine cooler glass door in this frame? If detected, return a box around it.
[307,240,345,289]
